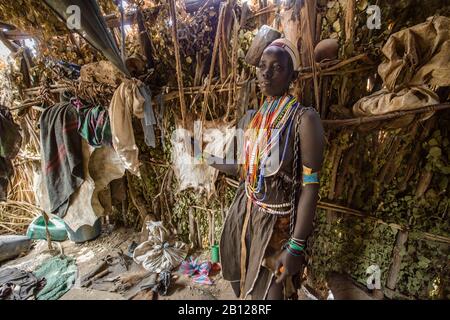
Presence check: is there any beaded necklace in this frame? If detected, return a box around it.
[243,94,298,202]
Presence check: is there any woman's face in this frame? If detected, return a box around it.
[256,46,294,97]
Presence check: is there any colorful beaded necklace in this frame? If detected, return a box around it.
[243,94,298,202]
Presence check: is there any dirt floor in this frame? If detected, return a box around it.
[1,227,246,300]
[1,227,378,300]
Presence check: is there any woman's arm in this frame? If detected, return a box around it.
[293,109,324,240]
[203,152,240,177]
[275,109,324,283]
[193,110,255,178]
[192,138,240,177]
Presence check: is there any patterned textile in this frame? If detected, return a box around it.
[73,99,112,148]
[39,97,84,217]
[179,257,213,285]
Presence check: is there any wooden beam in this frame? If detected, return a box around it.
[322,103,450,127]
[345,0,356,44]
[202,2,226,121]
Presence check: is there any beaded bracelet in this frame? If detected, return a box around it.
[284,239,306,257]
[290,237,306,246]
[286,245,303,257]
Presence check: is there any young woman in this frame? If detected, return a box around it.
[200,38,324,300]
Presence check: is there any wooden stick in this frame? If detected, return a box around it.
[168,0,187,129]
[298,54,370,80]
[386,230,408,290]
[246,6,277,20]
[322,103,450,127]
[42,211,53,251]
[345,0,356,44]
[188,207,198,250]
[225,10,239,120]
[202,2,226,122]
[304,0,320,111]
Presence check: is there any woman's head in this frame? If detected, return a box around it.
[256,38,299,97]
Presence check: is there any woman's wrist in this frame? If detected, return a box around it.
[284,237,306,257]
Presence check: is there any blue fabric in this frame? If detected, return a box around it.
[303,172,319,184]
[138,85,157,148]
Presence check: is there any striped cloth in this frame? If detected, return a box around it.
[40,97,84,217]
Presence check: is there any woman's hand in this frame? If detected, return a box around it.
[274,249,306,284]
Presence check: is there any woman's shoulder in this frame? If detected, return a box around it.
[294,105,320,123]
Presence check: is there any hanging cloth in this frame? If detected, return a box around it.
[138,85,157,148]
[39,99,84,218]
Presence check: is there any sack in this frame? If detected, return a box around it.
[133,221,188,273]
[378,16,450,90]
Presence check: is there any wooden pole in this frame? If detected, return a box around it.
[304,0,320,110]
[42,211,53,251]
[188,207,198,250]
[202,2,226,122]
[322,103,450,127]
[386,230,409,290]
[345,0,356,44]
[168,0,187,128]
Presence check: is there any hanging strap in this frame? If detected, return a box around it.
[239,198,253,299]
[289,106,317,235]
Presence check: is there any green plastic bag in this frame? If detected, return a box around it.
[26,215,68,241]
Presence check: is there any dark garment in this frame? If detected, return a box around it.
[0,267,46,300]
[0,157,13,202]
[40,102,84,217]
[0,105,22,159]
[220,106,313,300]
[0,105,22,201]
[73,99,112,148]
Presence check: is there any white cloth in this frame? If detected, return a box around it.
[366,265,381,290]
[64,141,125,231]
[171,120,236,196]
[109,79,145,176]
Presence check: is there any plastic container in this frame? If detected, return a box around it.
[0,235,31,263]
[65,218,102,243]
[211,244,220,263]
[26,215,68,241]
